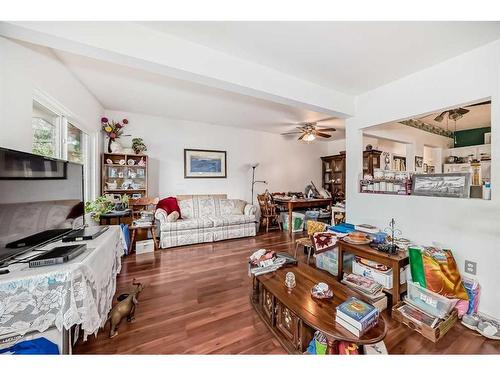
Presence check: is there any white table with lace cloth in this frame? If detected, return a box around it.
[0,225,126,341]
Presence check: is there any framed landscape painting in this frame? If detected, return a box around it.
[184,149,227,178]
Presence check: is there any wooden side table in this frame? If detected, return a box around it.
[337,241,409,307]
[129,224,158,254]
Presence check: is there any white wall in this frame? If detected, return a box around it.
[0,37,104,196]
[346,39,500,318]
[105,110,328,203]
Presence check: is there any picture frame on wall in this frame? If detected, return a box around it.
[184,149,227,178]
[412,173,470,198]
[415,156,424,169]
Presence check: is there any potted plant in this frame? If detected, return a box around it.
[101,117,128,153]
[85,196,115,222]
[115,194,130,211]
[132,138,147,155]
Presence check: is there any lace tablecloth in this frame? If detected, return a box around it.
[0,226,126,340]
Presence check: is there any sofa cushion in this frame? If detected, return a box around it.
[208,215,256,227]
[197,196,217,217]
[220,199,246,215]
[160,217,214,232]
[178,199,195,219]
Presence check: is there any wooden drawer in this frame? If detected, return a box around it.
[261,287,275,325]
[276,301,299,348]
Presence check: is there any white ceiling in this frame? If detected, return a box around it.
[140,21,500,94]
[54,49,343,135]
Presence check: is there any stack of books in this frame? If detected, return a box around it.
[133,219,152,227]
[342,273,383,295]
[335,297,379,337]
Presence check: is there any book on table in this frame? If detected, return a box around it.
[354,224,380,234]
[335,314,379,338]
[336,296,379,331]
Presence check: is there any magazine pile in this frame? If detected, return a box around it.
[335,297,379,337]
[248,249,297,276]
[341,273,388,312]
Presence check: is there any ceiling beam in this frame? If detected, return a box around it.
[0,21,355,118]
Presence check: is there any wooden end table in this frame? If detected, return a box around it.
[99,209,132,225]
[337,240,409,307]
[129,224,158,254]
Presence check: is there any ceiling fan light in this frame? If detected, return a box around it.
[302,133,316,142]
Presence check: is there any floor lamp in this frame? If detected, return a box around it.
[251,163,267,204]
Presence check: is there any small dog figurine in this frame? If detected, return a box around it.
[107,279,145,338]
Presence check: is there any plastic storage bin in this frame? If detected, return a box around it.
[315,249,354,276]
[281,212,305,232]
[406,281,457,319]
[352,258,407,289]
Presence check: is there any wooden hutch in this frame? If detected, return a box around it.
[363,150,382,177]
[101,152,148,199]
[321,153,346,198]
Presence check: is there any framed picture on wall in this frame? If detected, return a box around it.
[412,173,470,198]
[184,149,227,178]
[415,156,423,169]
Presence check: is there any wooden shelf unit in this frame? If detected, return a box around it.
[101,152,148,199]
[321,153,346,198]
[363,150,382,177]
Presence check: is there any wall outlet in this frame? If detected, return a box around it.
[465,260,477,275]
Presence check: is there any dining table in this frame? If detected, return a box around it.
[273,197,332,235]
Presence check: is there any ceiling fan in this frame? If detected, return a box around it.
[433,100,491,122]
[280,122,337,142]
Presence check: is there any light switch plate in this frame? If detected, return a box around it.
[465,260,477,275]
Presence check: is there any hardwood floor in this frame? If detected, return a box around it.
[74,231,500,354]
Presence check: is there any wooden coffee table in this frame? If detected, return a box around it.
[251,262,387,354]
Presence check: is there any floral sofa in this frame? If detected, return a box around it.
[154,194,258,248]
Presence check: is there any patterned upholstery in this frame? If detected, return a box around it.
[156,195,257,249]
[160,217,214,231]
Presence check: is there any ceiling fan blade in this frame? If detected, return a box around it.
[455,108,469,115]
[465,100,491,108]
[281,131,304,135]
[314,132,332,138]
[314,127,337,132]
[298,133,306,141]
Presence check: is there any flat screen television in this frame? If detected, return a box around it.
[0,147,85,265]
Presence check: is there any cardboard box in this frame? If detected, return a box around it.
[392,301,458,343]
[135,239,154,254]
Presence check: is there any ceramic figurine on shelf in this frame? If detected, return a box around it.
[137,157,146,167]
[106,280,145,338]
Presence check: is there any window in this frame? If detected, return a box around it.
[31,94,95,201]
[32,101,60,158]
[67,122,84,163]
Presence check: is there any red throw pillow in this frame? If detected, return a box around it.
[157,197,181,218]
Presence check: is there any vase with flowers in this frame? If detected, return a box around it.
[101,117,128,153]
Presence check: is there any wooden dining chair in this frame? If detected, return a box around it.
[128,197,159,253]
[294,220,327,264]
[257,192,282,232]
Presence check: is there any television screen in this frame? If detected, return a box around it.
[0,147,84,264]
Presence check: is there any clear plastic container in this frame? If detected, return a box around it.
[406,281,458,319]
